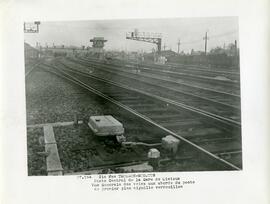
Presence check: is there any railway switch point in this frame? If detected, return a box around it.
[161,135,180,154]
[88,115,124,137]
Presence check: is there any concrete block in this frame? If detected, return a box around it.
[148,148,160,159]
[162,135,180,154]
[88,115,124,136]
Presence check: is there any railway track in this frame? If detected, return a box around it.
[78,57,240,79]
[73,57,240,95]
[77,57,240,90]
[90,57,240,93]
[39,62,242,171]
[167,62,240,75]
[152,62,240,81]
[25,61,42,77]
[59,58,241,125]
[69,57,241,105]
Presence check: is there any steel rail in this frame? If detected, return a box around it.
[118,59,240,76]
[63,60,240,110]
[105,58,240,75]
[39,64,241,170]
[60,65,241,127]
[80,57,240,76]
[78,57,240,86]
[167,62,240,75]
[25,61,41,77]
[76,57,241,98]
[137,67,240,88]
[49,63,241,128]
[149,61,240,75]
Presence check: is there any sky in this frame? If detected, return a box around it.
[24,17,239,53]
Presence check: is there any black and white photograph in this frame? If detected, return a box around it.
[1,0,270,203]
[24,17,242,176]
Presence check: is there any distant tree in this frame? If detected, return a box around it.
[226,43,237,56]
[227,43,235,50]
[210,46,225,55]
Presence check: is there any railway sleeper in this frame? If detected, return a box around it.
[43,64,242,170]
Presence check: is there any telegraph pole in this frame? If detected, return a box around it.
[235,40,238,55]
[177,39,181,54]
[203,32,209,55]
[234,40,239,67]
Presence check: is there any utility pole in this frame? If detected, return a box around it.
[235,40,238,55]
[234,40,239,67]
[203,32,209,55]
[177,39,181,54]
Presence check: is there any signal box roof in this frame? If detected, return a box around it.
[90,37,107,42]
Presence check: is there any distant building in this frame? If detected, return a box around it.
[190,49,205,56]
[210,44,238,57]
[90,37,107,53]
[209,47,226,55]
[159,50,177,57]
[24,42,40,59]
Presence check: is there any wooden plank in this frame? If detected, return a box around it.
[48,170,63,176]
[45,143,63,172]
[43,125,56,144]
[43,125,63,174]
